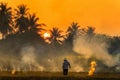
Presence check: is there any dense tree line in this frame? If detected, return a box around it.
[0,2,120,56]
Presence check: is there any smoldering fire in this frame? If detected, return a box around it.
[88,61,96,76]
[11,69,16,75]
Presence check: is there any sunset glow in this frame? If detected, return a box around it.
[43,32,51,38]
[1,0,120,35]
[1,0,120,77]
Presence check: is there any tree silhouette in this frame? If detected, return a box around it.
[85,26,95,42]
[14,4,29,33]
[26,13,46,43]
[49,27,64,46]
[86,26,95,36]
[28,13,45,34]
[65,22,80,48]
[0,2,13,39]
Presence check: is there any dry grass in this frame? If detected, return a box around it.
[0,71,120,80]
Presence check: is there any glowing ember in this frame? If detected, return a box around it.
[88,61,96,76]
[43,32,50,38]
[11,69,16,74]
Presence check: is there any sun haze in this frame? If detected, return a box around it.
[1,0,120,36]
[44,32,51,38]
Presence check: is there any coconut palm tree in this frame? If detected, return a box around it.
[49,27,64,45]
[86,26,95,36]
[28,13,45,34]
[0,2,13,39]
[67,23,80,35]
[26,13,46,43]
[65,22,80,47]
[85,26,95,42]
[14,4,29,33]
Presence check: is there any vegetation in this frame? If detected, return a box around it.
[0,2,120,73]
[0,2,13,39]
[0,72,120,80]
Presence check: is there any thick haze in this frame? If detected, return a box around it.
[1,0,120,35]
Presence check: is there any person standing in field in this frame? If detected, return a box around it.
[62,58,71,75]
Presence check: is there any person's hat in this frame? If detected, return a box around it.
[64,58,67,61]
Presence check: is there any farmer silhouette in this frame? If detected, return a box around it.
[62,58,71,75]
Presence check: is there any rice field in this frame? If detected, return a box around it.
[0,71,120,80]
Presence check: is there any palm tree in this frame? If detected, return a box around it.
[49,27,64,45]
[65,22,80,47]
[14,4,29,33]
[86,26,95,36]
[0,2,13,39]
[26,13,46,43]
[85,26,95,42]
[28,13,45,34]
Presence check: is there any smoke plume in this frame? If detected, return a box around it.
[73,34,120,68]
[0,34,120,72]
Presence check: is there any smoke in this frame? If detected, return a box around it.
[21,46,45,71]
[73,34,120,68]
[0,34,120,73]
[19,46,86,72]
[0,44,73,72]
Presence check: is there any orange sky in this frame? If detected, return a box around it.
[1,0,120,36]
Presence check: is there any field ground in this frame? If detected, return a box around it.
[0,71,120,80]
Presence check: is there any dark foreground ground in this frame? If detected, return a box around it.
[0,71,120,80]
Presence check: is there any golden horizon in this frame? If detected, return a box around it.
[1,0,120,36]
